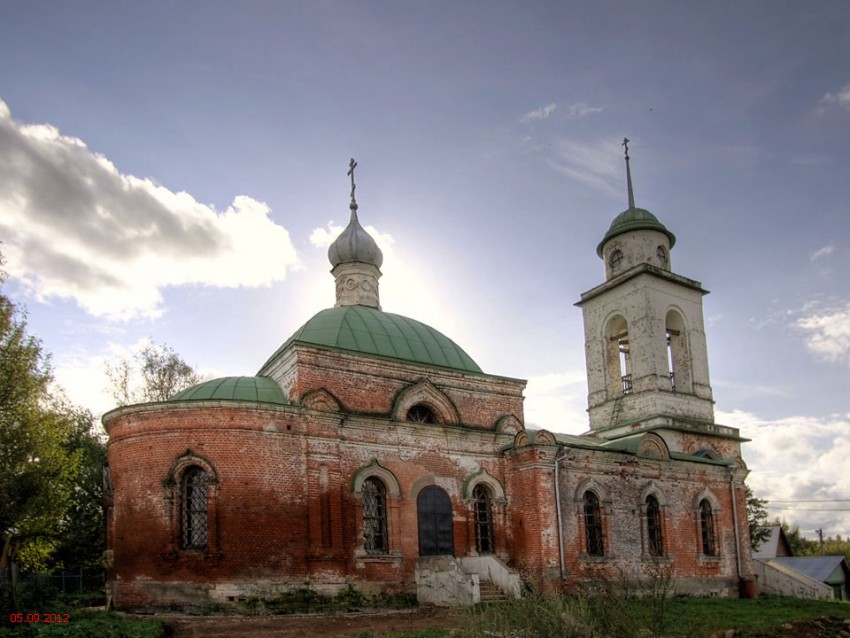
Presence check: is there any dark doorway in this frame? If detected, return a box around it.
[417,486,454,556]
[473,484,494,554]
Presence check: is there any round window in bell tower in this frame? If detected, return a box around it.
[609,249,624,270]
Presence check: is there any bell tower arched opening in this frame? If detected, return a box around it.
[665,309,692,394]
[605,315,631,397]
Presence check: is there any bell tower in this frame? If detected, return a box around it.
[577,141,715,437]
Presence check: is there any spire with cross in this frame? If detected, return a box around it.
[622,138,635,209]
[347,158,358,208]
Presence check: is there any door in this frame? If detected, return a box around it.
[417,486,454,556]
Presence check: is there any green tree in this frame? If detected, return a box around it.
[746,484,770,549]
[51,406,106,571]
[0,280,86,610]
[106,341,202,406]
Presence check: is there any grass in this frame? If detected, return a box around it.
[633,596,850,636]
[459,594,850,638]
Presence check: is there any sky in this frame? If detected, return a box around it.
[1,1,849,539]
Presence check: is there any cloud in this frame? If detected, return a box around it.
[810,244,834,261]
[818,84,850,113]
[794,301,850,366]
[0,99,299,320]
[523,371,588,433]
[542,137,624,198]
[568,102,605,118]
[723,408,850,536]
[519,103,556,123]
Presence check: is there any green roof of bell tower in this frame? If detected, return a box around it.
[596,207,676,256]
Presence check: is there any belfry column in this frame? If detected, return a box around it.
[327,158,384,309]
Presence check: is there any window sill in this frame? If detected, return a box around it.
[354,550,403,563]
[579,554,615,563]
[697,554,722,564]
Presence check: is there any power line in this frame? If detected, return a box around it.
[768,507,850,512]
[768,499,850,503]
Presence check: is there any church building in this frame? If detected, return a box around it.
[103,150,754,610]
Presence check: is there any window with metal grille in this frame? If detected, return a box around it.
[699,499,716,556]
[182,468,208,550]
[583,491,604,556]
[473,484,494,554]
[646,495,663,556]
[406,404,437,423]
[362,477,388,554]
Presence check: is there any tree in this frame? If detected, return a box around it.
[51,405,107,572]
[0,278,88,611]
[746,484,770,549]
[106,341,202,406]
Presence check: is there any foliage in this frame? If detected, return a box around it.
[774,518,850,561]
[746,483,771,549]
[106,341,202,405]
[0,612,166,638]
[50,419,106,572]
[0,261,106,614]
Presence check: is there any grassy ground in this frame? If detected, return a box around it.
[2,595,848,637]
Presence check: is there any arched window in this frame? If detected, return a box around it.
[406,403,437,423]
[646,495,663,556]
[473,484,494,554]
[665,310,691,393]
[583,491,604,556]
[605,315,631,396]
[699,499,716,556]
[362,477,388,554]
[182,467,208,550]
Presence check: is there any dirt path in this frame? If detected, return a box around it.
[164,607,461,638]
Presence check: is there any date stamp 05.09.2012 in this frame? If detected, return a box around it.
[5,613,71,624]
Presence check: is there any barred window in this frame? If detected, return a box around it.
[182,467,208,550]
[646,495,663,556]
[362,477,388,554]
[473,484,494,554]
[406,404,437,423]
[699,499,716,556]
[583,491,604,557]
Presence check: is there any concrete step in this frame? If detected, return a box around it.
[478,580,511,603]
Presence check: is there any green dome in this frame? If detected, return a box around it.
[169,376,288,404]
[597,207,676,256]
[262,305,482,374]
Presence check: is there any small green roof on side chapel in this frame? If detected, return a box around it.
[597,139,676,256]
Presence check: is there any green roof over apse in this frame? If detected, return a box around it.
[597,207,677,256]
[261,305,483,374]
[168,376,288,404]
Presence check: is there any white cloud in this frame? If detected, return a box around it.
[543,137,624,198]
[794,301,850,366]
[810,244,834,261]
[0,99,299,320]
[818,84,850,112]
[519,103,556,123]
[568,102,605,118]
[524,371,588,433]
[724,408,850,536]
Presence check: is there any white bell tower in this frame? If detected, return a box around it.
[577,140,715,437]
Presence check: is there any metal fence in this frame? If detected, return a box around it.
[20,571,105,595]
